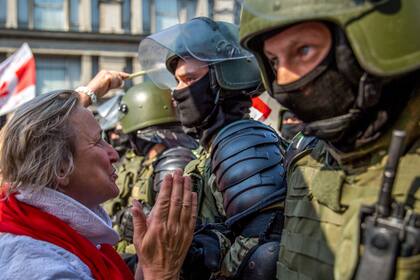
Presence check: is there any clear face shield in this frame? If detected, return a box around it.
[138,17,254,90]
[97,93,123,131]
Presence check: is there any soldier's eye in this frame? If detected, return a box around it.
[184,76,197,84]
[298,46,311,56]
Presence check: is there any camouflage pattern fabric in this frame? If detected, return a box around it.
[104,149,157,254]
[184,148,225,224]
[277,91,420,280]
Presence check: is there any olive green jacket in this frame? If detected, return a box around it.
[103,150,145,216]
[104,150,157,254]
[184,148,225,224]
[277,91,420,279]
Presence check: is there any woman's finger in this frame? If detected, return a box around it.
[190,192,198,230]
[180,191,198,255]
[167,169,184,226]
[153,173,173,222]
[132,199,147,246]
[179,176,192,226]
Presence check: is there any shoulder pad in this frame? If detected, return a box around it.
[153,146,196,192]
[210,120,286,224]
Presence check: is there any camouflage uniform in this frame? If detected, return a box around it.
[110,155,155,255]
[184,148,225,225]
[279,95,420,279]
[239,0,420,279]
[103,150,144,219]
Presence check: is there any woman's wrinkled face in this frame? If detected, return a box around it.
[65,105,119,209]
[174,58,209,90]
[263,21,332,85]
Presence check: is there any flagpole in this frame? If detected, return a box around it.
[126,70,148,80]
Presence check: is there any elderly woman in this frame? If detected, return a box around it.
[0,71,196,280]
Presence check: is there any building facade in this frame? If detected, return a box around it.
[0,0,239,95]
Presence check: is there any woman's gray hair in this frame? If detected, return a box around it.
[0,90,80,193]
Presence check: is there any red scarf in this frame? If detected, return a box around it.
[0,192,134,280]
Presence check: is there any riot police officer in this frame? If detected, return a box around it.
[139,17,287,279]
[239,0,420,279]
[278,108,303,141]
[104,81,197,259]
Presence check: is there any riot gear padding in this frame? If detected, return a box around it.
[153,146,196,192]
[210,119,286,226]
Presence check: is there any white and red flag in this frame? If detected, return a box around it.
[0,43,36,116]
[250,96,272,122]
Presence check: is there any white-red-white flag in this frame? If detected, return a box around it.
[250,96,272,122]
[0,43,36,116]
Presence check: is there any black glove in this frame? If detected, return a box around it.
[114,201,153,243]
[114,206,134,243]
[182,231,223,280]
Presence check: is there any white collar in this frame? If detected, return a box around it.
[16,187,119,246]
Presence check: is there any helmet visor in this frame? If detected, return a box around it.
[138,18,253,89]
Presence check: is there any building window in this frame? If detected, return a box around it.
[18,0,80,31]
[36,56,81,95]
[178,0,197,21]
[99,0,126,33]
[0,0,6,27]
[142,0,197,33]
[207,0,214,19]
[155,0,178,31]
[91,0,99,32]
[122,0,131,33]
[18,0,29,28]
[142,0,151,33]
[185,0,197,20]
[233,0,241,25]
[69,0,79,31]
[34,0,65,30]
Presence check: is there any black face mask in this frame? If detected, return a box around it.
[266,26,407,148]
[281,123,303,141]
[272,66,356,123]
[172,73,218,128]
[279,111,303,140]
